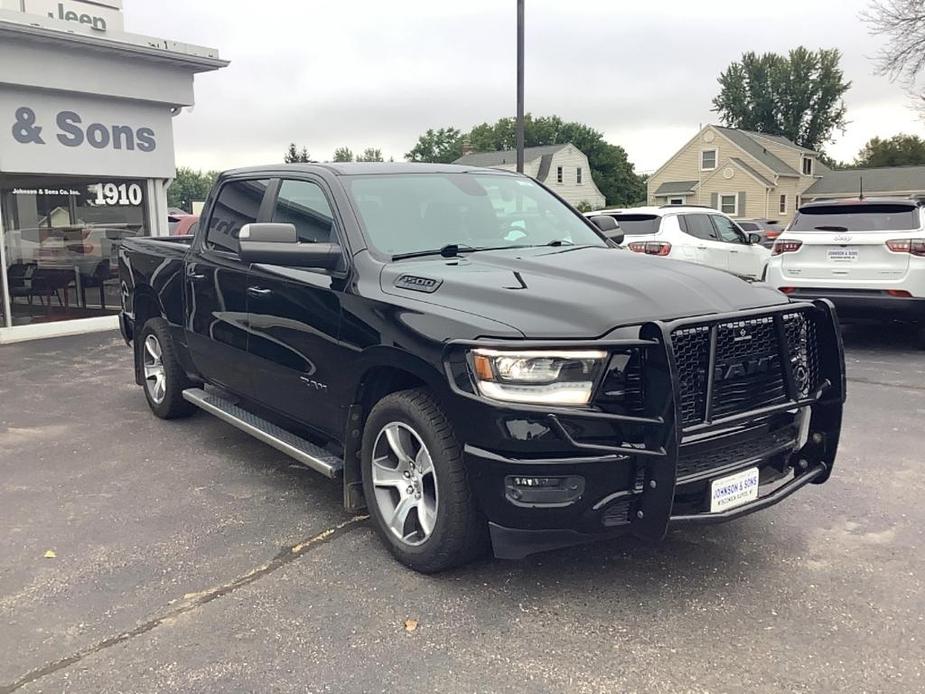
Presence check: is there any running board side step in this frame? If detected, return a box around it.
[182,388,343,478]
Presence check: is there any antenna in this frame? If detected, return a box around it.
[859,176,864,200]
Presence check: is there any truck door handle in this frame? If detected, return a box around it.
[247,286,273,298]
[187,269,207,281]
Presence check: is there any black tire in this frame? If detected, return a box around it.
[361,388,487,573]
[137,318,196,419]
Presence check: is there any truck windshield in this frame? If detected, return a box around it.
[342,173,608,257]
[790,204,920,232]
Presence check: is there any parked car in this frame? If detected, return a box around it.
[167,212,199,236]
[119,164,845,573]
[585,206,771,280]
[738,219,784,249]
[765,198,925,327]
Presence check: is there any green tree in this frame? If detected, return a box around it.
[167,167,218,213]
[284,143,312,163]
[712,48,851,151]
[463,114,644,206]
[405,127,464,163]
[333,147,353,162]
[854,134,925,167]
[356,147,384,162]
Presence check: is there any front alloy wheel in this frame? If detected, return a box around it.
[371,422,439,546]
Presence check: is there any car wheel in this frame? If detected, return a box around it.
[138,318,196,419]
[361,388,487,573]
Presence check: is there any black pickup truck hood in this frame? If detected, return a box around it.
[380,246,788,338]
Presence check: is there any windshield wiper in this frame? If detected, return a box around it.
[544,239,575,247]
[392,243,528,261]
[392,243,478,261]
[813,225,849,231]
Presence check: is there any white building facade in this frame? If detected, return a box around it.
[0,0,227,343]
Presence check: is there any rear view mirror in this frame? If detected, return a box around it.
[239,223,343,270]
[589,215,625,245]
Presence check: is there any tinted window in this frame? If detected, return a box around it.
[272,180,334,243]
[682,214,719,240]
[738,222,759,231]
[790,204,920,232]
[206,179,270,252]
[711,215,745,243]
[343,173,606,256]
[612,214,661,236]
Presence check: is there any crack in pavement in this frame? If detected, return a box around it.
[0,515,369,694]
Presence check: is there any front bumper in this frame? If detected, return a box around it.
[444,300,846,559]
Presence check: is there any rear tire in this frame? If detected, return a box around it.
[361,388,487,572]
[138,318,196,419]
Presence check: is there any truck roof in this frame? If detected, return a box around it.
[222,162,520,177]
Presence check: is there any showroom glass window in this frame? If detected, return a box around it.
[1,175,149,327]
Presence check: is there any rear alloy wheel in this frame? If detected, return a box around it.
[361,388,487,572]
[138,318,195,419]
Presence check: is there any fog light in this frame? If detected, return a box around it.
[505,475,584,506]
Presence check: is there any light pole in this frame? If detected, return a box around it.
[516,0,525,174]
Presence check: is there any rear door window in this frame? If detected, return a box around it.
[272,179,335,243]
[612,214,661,235]
[790,204,921,232]
[681,214,720,241]
[206,179,271,252]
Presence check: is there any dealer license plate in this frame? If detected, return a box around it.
[710,467,759,513]
[827,248,858,262]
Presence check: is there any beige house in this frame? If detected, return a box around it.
[454,143,606,209]
[647,125,825,223]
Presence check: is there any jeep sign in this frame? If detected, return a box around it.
[0,87,175,178]
[21,0,125,33]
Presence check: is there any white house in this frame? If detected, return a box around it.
[454,143,606,209]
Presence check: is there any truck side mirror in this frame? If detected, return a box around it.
[588,215,624,245]
[748,233,762,245]
[239,223,344,270]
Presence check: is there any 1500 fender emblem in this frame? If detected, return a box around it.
[395,275,443,293]
[714,355,778,382]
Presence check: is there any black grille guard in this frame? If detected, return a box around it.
[443,299,846,541]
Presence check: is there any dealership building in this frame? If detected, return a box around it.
[0,0,227,342]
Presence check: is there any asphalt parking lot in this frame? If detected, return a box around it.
[1,326,923,693]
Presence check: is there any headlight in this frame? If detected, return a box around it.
[468,349,608,405]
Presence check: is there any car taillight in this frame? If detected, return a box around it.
[771,240,803,256]
[766,230,781,240]
[886,239,925,256]
[778,287,796,294]
[628,241,671,256]
[887,289,912,297]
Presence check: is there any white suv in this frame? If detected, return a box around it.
[587,206,770,280]
[764,198,925,322]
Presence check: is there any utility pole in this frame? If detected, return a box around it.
[516,0,525,173]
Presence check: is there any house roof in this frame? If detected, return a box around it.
[729,157,774,187]
[713,127,802,177]
[453,144,569,168]
[804,165,925,196]
[739,130,816,154]
[652,180,699,195]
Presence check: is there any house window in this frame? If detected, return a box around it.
[577,167,583,184]
[669,197,685,205]
[779,194,787,214]
[719,193,737,216]
[701,149,717,171]
[802,157,813,175]
[556,166,563,184]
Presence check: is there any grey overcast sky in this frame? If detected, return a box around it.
[127,0,925,173]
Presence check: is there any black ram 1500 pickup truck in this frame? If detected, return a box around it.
[119,163,846,572]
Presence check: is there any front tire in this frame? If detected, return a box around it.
[138,318,196,419]
[361,388,486,572]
